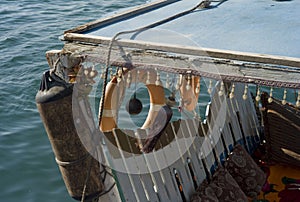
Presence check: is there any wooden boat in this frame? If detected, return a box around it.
[36,0,300,201]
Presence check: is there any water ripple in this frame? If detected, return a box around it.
[0,0,152,201]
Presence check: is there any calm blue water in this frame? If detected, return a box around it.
[0,1,147,201]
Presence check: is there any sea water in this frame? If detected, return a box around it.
[0,1,147,201]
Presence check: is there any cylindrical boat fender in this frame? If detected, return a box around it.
[179,75,200,111]
[100,68,166,132]
[36,71,104,201]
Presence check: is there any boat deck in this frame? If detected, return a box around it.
[73,0,300,58]
[40,1,300,201]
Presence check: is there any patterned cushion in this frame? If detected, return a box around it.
[191,167,247,202]
[209,167,248,201]
[190,180,218,202]
[225,144,266,198]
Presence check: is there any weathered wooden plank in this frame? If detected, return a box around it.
[170,120,208,200]
[204,102,213,127]
[184,119,208,185]
[180,120,204,167]
[232,85,260,152]
[113,129,141,158]
[103,132,137,202]
[156,127,184,202]
[188,119,215,180]
[104,132,121,159]
[138,174,159,202]
[173,118,204,193]
[213,82,233,161]
[146,131,179,201]
[136,129,172,201]
[200,121,208,136]
[239,107,256,152]
[114,172,137,202]
[220,99,238,148]
[219,126,232,162]
[151,139,182,202]
[221,121,235,150]
[128,173,153,201]
[234,97,254,151]
[146,164,172,201]
[113,129,149,202]
[227,93,246,147]
[160,169,181,202]
[241,88,261,143]
[63,33,300,70]
[229,84,250,152]
[61,41,300,89]
[154,123,175,151]
[205,89,229,169]
[177,120,204,193]
[208,122,226,167]
[130,155,161,202]
[134,129,161,202]
[236,84,258,150]
[207,94,222,132]
[167,120,195,201]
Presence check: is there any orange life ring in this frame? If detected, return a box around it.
[100,68,166,132]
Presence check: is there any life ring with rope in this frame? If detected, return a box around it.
[100,68,166,132]
[99,68,200,132]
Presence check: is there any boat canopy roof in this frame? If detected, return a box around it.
[66,0,300,58]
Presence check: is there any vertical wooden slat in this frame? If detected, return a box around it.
[204,104,223,172]
[196,121,213,181]
[185,119,208,184]
[228,96,244,146]
[234,84,259,151]
[129,149,160,202]
[114,129,149,202]
[247,88,260,148]
[136,129,170,202]
[218,118,234,154]
[212,82,229,161]
[211,91,228,161]
[104,132,122,159]
[151,139,173,200]
[238,98,253,146]
[152,134,182,202]
[161,124,190,201]
[103,132,137,202]
[181,120,205,180]
[214,81,232,157]
[178,119,202,194]
[242,94,258,148]
[153,124,175,151]
[233,84,251,152]
[160,122,190,201]
[219,129,229,163]
[170,120,195,201]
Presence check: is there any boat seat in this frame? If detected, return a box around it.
[261,92,300,168]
